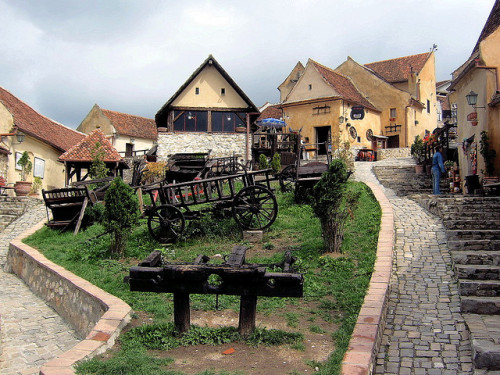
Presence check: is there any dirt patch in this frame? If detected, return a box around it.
[123,303,336,375]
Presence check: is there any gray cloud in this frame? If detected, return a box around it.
[0,0,496,128]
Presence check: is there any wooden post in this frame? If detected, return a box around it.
[173,292,190,333]
[238,295,257,337]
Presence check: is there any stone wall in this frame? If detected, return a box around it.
[6,242,104,337]
[157,130,248,161]
[377,147,411,160]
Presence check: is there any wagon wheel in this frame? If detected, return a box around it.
[147,204,185,243]
[279,164,296,192]
[232,185,278,230]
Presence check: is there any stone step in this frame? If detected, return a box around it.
[464,314,500,370]
[455,264,500,280]
[443,219,500,231]
[448,239,500,251]
[461,296,500,315]
[460,279,500,297]
[446,229,500,241]
[452,251,500,265]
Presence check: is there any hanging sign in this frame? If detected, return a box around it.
[350,106,365,120]
[466,112,477,121]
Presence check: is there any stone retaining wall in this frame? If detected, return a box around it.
[6,221,132,374]
[157,130,248,160]
[377,147,411,160]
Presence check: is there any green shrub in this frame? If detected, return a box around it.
[270,153,281,174]
[259,154,269,169]
[310,159,351,253]
[104,178,140,255]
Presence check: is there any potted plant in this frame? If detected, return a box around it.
[14,151,32,196]
[29,176,42,197]
[411,135,425,173]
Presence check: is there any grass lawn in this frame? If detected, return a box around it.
[24,181,381,375]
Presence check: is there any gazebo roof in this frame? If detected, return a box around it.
[59,128,122,162]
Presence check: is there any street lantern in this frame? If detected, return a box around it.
[466,91,478,107]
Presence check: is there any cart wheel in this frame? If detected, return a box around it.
[148,204,185,243]
[232,185,278,230]
[279,164,296,192]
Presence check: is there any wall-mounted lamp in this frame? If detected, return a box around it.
[130,138,135,144]
[187,112,194,120]
[465,90,485,109]
[0,127,24,143]
[339,116,345,123]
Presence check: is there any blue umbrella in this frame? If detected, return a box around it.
[256,118,286,128]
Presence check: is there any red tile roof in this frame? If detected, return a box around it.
[437,96,450,111]
[0,86,84,152]
[0,144,10,155]
[59,128,122,162]
[365,53,431,83]
[257,105,282,121]
[101,108,157,140]
[311,60,377,111]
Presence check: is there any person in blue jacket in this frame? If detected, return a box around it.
[431,145,446,194]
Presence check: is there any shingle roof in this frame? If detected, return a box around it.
[101,108,157,140]
[365,53,431,83]
[257,105,282,121]
[310,60,377,111]
[59,128,122,162]
[472,0,500,55]
[0,86,84,152]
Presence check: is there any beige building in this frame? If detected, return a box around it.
[448,0,500,182]
[0,86,84,193]
[155,55,260,160]
[77,104,157,157]
[279,52,438,154]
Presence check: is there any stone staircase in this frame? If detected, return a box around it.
[420,196,500,370]
[373,166,448,196]
[0,196,41,233]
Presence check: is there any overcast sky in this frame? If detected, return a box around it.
[0,0,496,129]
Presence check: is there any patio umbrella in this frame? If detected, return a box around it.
[256,118,286,128]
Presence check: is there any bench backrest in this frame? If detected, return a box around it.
[42,188,88,206]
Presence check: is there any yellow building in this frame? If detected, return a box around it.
[0,86,84,193]
[448,0,500,183]
[77,104,157,157]
[338,52,437,148]
[280,59,380,155]
[279,52,438,154]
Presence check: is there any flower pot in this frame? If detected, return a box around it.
[14,181,32,196]
[235,127,246,133]
[415,165,424,174]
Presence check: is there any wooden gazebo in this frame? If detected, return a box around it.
[59,128,128,186]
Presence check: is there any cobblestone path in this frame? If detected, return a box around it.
[353,159,474,375]
[0,205,80,375]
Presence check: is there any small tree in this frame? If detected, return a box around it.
[17,151,32,181]
[104,177,140,256]
[270,153,281,174]
[259,154,269,169]
[411,135,425,165]
[89,142,109,181]
[479,131,496,176]
[310,159,351,253]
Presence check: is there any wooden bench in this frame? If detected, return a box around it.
[42,187,90,233]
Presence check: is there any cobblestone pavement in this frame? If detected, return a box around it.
[0,204,80,375]
[353,159,474,375]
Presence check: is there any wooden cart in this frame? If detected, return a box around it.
[142,169,278,243]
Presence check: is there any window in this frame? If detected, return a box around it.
[34,157,45,178]
[15,152,22,170]
[308,84,312,90]
[173,110,208,132]
[390,108,397,118]
[221,88,226,96]
[195,87,200,95]
[211,111,245,132]
[427,100,430,113]
[125,143,134,157]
